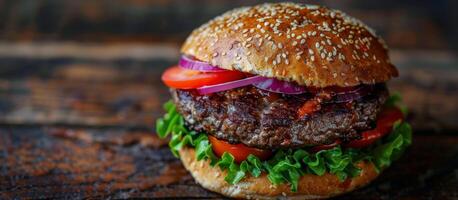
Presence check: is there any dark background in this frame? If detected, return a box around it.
[0,1,457,199]
[0,0,457,50]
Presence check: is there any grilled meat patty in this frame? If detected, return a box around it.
[171,84,388,149]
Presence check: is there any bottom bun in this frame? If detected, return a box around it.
[179,147,379,200]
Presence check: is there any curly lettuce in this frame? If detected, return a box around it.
[155,95,412,192]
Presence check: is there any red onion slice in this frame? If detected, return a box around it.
[253,78,307,94]
[197,76,265,95]
[179,55,226,72]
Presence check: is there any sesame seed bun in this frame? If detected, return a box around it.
[179,147,379,200]
[181,3,398,87]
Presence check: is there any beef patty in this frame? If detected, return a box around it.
[171,84,388,149]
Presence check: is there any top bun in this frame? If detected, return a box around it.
[181,3,398,87]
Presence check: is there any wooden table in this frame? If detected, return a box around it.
[0,44,457,199]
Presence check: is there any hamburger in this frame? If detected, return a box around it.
[156,3,412,199]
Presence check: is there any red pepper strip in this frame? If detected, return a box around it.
[310,140,341,152]
[298,99,321,118]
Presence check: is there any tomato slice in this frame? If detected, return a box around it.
[208,135,273,163]
[345,107,404,148]
[376,107,404,132]
[161,66,246,89]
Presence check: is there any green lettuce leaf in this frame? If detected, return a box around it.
[371,121,412,171]
[155,95,412,192]
[246,155,263,177]
[385,92,408,115]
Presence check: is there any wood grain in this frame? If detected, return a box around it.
[0,127,457,199]
[0,51,456,132]
[0,0,455,50]
[0,47,456,199]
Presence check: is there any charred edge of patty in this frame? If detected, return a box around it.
[171,84,388,149]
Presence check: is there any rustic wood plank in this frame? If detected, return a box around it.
[390,66,458,133]
[0,1,455,50]
[0,127,219,199]
[0,127,457,199]
[0,51,456,132]
[0,60,171,127]
[0,47,456,199]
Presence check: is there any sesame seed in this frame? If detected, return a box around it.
[186,3,382,75]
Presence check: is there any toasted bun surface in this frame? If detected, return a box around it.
[181,3,398,87]
[179,147,379,199]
